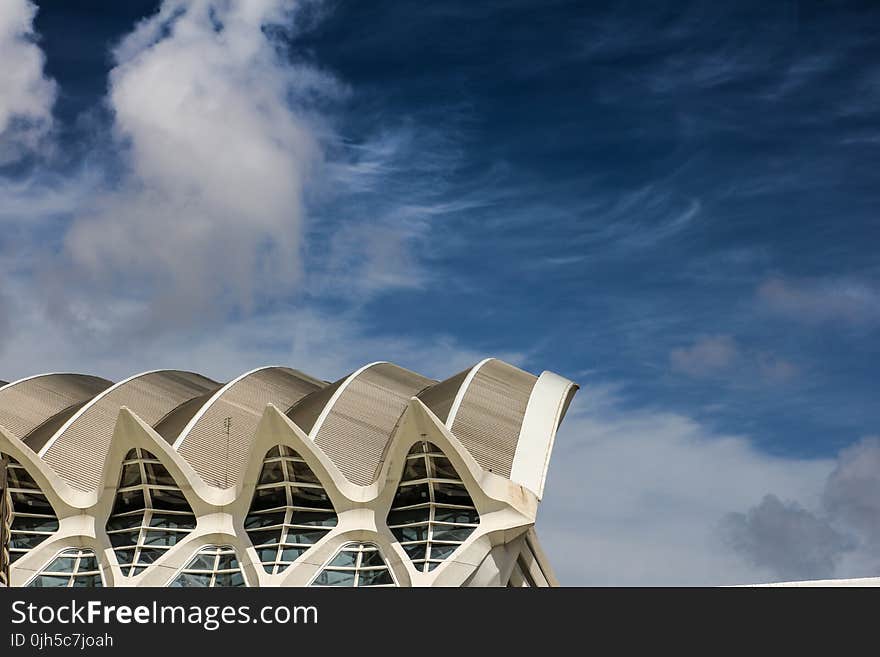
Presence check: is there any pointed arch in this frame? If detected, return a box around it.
[2,457,59,567]
[168,545,248,587]
[310,542,396,587]
[245,445,337,575]
[387,441,480,572]
[26,548,103,587]
[106,448,196,576]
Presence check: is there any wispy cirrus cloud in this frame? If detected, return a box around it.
[670,334,799,383]
[758,277,880,327]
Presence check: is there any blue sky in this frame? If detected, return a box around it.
[1,0,879,584]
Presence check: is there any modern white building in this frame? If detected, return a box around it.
[0,360,577,587]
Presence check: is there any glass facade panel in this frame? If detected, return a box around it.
[310,543,397,587]
[3,459,59,567]
[168,545,248,587]
[245,446,337,575]
[27,549,103,588]
[386,442,480,573]
[105,448,196,576]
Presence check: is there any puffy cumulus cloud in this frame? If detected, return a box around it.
[0,0,56,162]
[539,384,880,585]
[758,277,880,327]
[57,0,339,330]
[719,494,852,581]
[716,437,880,583]
[823,438,880,563]
[537,384,833,585]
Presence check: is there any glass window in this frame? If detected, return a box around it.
[310,543,397,587]
[4,460,59,565]
[168,545,248,587]
[27,549,103,588]
[258,461,285,485]
[105,448,196,577]
[386,442,480,574]
[245,446,338,575]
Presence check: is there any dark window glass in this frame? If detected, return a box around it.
[170,572,212,587]
[429,544,458,560]
[149,513,196,530]
[7,467,39,489]
[290,487,332,509]
[11,516,59,532]
[150,489,189,512]
[402,457,428,481]
[388,508,429,526]
[387,442,479,573]
[142,530,181,547]
[280,547,307,562]
[144,463,177,487]
[358,569,394,586]
[393,483,430,507]
[284,528,328,545]
[396,525,429,542]
[244,511,286,529]
[119,464,142,488]
[247,446,338,575]
[10,491,54,513]
[290,510,337,527]
[433,483,471,506]
[288,462,320,485]
[107,515,141,531]
[251,487,286,511]
[11,533,54,550]
[247,529,283,546]
[402,543,427,560]
[317,570,356,586]
[111,489,145,515]
[258,461,285,485]
[136,548,166,564]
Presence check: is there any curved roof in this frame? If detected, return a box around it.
[0,374,113,446]
[0,360,577,495]
[40,370,219,491]
[308,363,435,486]
[416,366,471,425]
[421,359,538,477]
[175,366,325,488]
[448,359,538,477]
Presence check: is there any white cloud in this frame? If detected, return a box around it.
[538,383,835,585]
[758,277,880,327]
[0,274,523,383]
[670,334,739,377]
[670,334,798,383]
[0,0,56,162]
[55,0,338,330]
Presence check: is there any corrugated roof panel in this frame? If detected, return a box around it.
[0,374,112,442]
[41,371,219,491]
[314,363,435,486]
[416,367,471,424]
[450,360,537,477]
[176,367,324,489]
